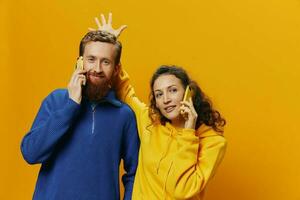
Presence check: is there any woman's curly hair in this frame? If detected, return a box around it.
[149,65,226,133]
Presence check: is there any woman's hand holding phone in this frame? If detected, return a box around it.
[180,86,198,130]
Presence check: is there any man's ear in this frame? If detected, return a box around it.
[114,62,121,76]
[111,63,121,89]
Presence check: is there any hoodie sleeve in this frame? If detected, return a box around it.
[121,109,140,200]
[20,90,81,164]
[166,128,227,199]
[114,67,152,139]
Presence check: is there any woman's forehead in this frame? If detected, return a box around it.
[153,74,183,91]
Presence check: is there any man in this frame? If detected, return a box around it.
[21,30,139,200]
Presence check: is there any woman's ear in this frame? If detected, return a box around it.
[151,93,159,110]
[155,100,159,110]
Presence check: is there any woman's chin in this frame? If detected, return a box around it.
[162,111,181,122]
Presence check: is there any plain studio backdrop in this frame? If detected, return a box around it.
[1,0,300,199]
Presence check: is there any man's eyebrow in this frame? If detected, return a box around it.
[167,85,177,89]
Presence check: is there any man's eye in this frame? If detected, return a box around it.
[103,60,110,65]
[170,88,177,93]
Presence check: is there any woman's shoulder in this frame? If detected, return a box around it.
[197,124,226,141]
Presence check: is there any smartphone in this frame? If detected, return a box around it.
[75,56,86,86]
[76,56,84,70]
[183,85,193,101]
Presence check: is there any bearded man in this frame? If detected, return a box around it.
[20,30,139,200]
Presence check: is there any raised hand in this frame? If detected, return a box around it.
[88,13,127,38]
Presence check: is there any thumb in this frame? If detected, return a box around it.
[117,25,128,36]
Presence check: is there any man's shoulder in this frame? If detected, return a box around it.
[117,102,136,117]
[43,88,69,105]
[49,88,68,95]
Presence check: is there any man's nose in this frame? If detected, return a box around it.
[93,61,103,73]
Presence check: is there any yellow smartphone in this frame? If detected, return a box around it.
[75,56,86,86]
[76,56,84,70]
[183,85,194,101]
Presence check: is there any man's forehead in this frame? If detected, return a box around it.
[85,41,116,49]
[84,41,116,56]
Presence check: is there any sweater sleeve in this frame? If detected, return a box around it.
[20,90,81,164]
[166,129,227,199]
[114,67,152,138]
[121,110,140,200]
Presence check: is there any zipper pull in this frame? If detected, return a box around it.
[91,104,96,134]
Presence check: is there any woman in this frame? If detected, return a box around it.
[90,13,227,200]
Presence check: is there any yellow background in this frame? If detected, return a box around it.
[1,0,300,199]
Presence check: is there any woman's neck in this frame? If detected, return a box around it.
[171,116,185,129]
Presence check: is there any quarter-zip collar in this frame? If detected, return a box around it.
[100,90,122,107]
[82,89,122,107]
[82,90,122,134]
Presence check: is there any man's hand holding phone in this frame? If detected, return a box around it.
[68,57,87,104]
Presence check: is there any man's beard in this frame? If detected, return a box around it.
[82,71,111,102]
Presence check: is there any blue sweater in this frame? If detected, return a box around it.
[21,89,140,200]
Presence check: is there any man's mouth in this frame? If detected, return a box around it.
[88,73,106,81]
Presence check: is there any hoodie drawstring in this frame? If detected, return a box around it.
[156,130,173,174]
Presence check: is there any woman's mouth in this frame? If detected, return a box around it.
[164,105,176,113]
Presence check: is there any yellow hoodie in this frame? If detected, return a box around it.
[115,69,227,200]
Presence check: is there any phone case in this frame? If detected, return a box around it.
[183,85,193,101]
[76,56,84,70]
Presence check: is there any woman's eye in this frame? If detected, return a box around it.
[155,93,162,98]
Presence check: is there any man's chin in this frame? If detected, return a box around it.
[83,82,110,102]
